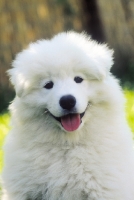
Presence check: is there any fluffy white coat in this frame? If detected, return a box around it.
[2,32,134,200]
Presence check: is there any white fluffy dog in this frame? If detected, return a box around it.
[2,32,134,200]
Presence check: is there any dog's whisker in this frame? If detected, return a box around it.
[44,109,48,114]
[41,109,49,116]
[87,102,92,108]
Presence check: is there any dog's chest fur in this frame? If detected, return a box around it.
[23,143,104,200]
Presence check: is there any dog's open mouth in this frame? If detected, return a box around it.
[51,112,85,132]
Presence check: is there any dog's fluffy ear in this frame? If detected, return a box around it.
[92,43,114,80]
[7,67,28,98]
[7,48,32,98]
[64,32,114,81]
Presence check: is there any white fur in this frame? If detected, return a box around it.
[2,32,134,200]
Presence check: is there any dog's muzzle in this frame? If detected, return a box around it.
[44,95,89,132]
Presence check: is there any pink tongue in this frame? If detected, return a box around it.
[61,114,81,132]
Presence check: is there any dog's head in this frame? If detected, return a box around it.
[8,32,121,134]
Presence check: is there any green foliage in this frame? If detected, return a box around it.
[0,91,134,173]
[0,113,10,172]
[124,90,134,133]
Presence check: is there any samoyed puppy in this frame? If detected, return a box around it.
[2,32,134,200]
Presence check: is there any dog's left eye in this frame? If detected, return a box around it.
[44,81,54,89]
[74,76,83,83]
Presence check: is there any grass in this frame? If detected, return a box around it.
[124,90,134,133]
[0,113,10,172]
[0,90,134,173]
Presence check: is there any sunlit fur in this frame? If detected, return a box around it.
[2,32,134,200]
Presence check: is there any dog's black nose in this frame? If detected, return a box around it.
[59,95,76,110]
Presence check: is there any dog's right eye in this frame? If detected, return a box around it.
[74,76,83,83]
[44,81,54,89]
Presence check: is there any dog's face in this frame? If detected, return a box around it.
[8,32,115,133]
[35,73,90,132]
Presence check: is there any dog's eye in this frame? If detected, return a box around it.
[74,76,83,83]
[44,81,54,89]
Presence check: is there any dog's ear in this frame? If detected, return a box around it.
[91,44,114,81]
[66,32,114,81]
[7,67,28,98]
